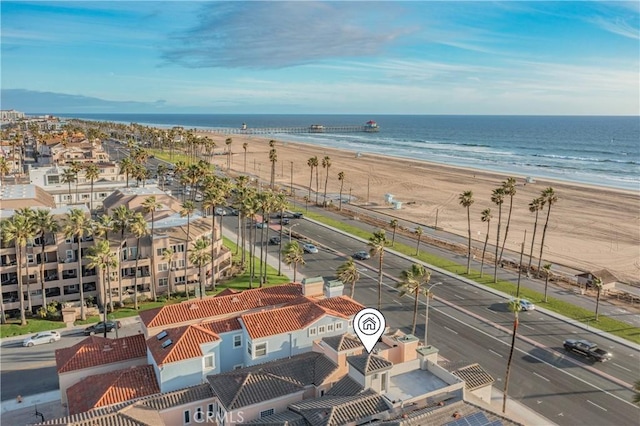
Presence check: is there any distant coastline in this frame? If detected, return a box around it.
[52,113,640,192]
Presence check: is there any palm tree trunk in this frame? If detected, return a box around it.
[40,239,47,309]
[537,206,552,275]
[149,218,157,302]
[528,211,539,271]
[315,167,319,205]
[133,237,140,310]
[199,265,204,299]
[278,208,284,276]
[480,223,490,278]
[499,198,514,262]
[90,179,94,214]
[412,292,419,335]
[77,239,86,320]
[210,209,216,292]
[544,273,549,303]
[339,181,344,211]
[185,217,191,298]
[377,253,384,310]
[17,247,26,325]
[466,206,472,274]
[106,262,113,312]
[494,206,502,284]
[502,317,519,413]
[595,288,601,321]
[25,251,32,313]
[293,263,298,283]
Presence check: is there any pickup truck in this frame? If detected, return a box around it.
[563,339,612,362]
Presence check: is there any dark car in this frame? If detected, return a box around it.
[84,320,121,336]
[563,339,612,362]
[269,236,281,245]
[280,218,290,225]
[292,212,303,219]
[353,250,371,260]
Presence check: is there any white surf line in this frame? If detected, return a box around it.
[488,349,503,358]
[613,363,632,372]
[533,372,550,382]
[586,400,608,412]
[443,326,459,335]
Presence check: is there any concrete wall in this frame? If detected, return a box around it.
[157,343,221,393]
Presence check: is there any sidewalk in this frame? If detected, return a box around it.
[0,391,65,426]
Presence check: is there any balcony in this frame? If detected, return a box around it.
[1,257,17,267]
[44,275,59,282]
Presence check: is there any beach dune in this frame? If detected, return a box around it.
[198,132,640,285]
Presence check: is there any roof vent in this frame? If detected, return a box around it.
[102,345,113,352]
[190,304,199,310]
[161,339,173,349]
[232,297,239,303]
[157,330,168,340]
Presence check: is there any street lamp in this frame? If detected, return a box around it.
[288,223,300,243]
[424,282,443,347]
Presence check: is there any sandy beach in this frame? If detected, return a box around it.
[198,131,640,284]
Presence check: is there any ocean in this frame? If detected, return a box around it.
[52,114,640,191]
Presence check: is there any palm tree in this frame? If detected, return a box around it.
[269,147,278,190]
[283,241,305,282]
[180,201,196,298]
[537,187,558,275]
[480,208,492,278]
[414,226,423,256]
[162,248,175,299]
[32,209,59,309]
[368,230,388,310]
[84,163,100,213]
[129,212,148,310]
[112,205,132,304]
[242,142,248,173]
[189,237,212,299]
[322,156,331,206]
[527,197,545,271]
[499,177,517,263]
[142,196,162,302]
[459,190,474,274]
[69,161,82,202]
[61,168,77,203]
[64,208,92,320]
[156,164,167,190]
[93,214,115,311]
[593,276,603,321]
[338,171,345,210]
[502,298,522,414]
[119,157,135,187]
[0,157,10,184]
[225,137,233,170]
[337,257,360,298]
[542,263,552,303]
[0,210,36,325]
[202,183,227,291]
[307,156,317,205]
[86,240,117,337]
[389,219,399,247]
[397,263,431,334]
[491,187,505,283]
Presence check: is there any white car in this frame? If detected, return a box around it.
[519,299,535,311]
[23,330,61,347]
[302,243,319,254]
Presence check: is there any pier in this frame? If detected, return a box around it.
[201,122,379,135]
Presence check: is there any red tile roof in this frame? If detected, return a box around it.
[66,364,160,415]
[147,324,220,366]
[215,288,239,297]
[139,283,303,329]
[316,296,365,316]
[55,334,147,374]
[241,300,357,339]
[201,317,242,334]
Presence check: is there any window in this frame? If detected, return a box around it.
[65,250,74,260]
[171,259,185,269]
[260,408,275,418]
[318,325,326,334]
[233,364,243,370]
[348,319,353,328]
[233,334,242,348]
[156,248,164,256]
[172,244,185,253]
[158,263,169,272]
[174,276,185,284]
[27,254,34,264]
[203,355,215,370]
[207,404,214,416]
[194,407,203,422]
[183,409,190,425]
[46,175,60,185]
[247,341,252,356]
[308,327,317,337]
[254,342,267,357]
[336,322,343,330]
[99,192,107,198]
[327,324,334,332]
[65,238,73,244]
[158,277,168,287]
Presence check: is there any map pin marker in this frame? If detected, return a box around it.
[353,308,386,353]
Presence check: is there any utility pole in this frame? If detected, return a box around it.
[424,282,443,346]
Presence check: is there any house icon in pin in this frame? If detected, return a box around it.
[361,317,377,331]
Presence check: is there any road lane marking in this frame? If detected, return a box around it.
[454,294,464,300]
[368,288,376,292]
[520,323,535,330]
[586,400,608,412]
[488,349,503,358]
[444,326,459,335]
[394,300,403,306]
[533,372,550,382]
[613,363,632,372]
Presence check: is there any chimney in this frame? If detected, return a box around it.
[324,280,344,298]
[301,277,324,297]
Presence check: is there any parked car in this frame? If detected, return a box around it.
[353,250,371,260]
[292,212,304,219]
[302,243,319,254]
[195,193,203,202]
[23,331,61,347]
[84,320,121,336]
[563,339,612,362]
[269,236,281,245]
[215,207,227,216]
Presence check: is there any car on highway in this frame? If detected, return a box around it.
[256,222,268,229]
[22,331,61,347]
[353,250,371,260]
[269,236,281,245]
[195,193,203,202]
[84,320,121,336]
[292,212,303,219]
[280,218,290,225]
[215,207,227,216]
[563,339,612,362]
[302,243,319,253]
[519,299,535,311]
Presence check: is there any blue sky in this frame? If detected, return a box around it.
[1,1,638,114]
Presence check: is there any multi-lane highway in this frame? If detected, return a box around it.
[232,213,638,426]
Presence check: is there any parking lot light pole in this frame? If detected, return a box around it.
[424,282,443,347]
